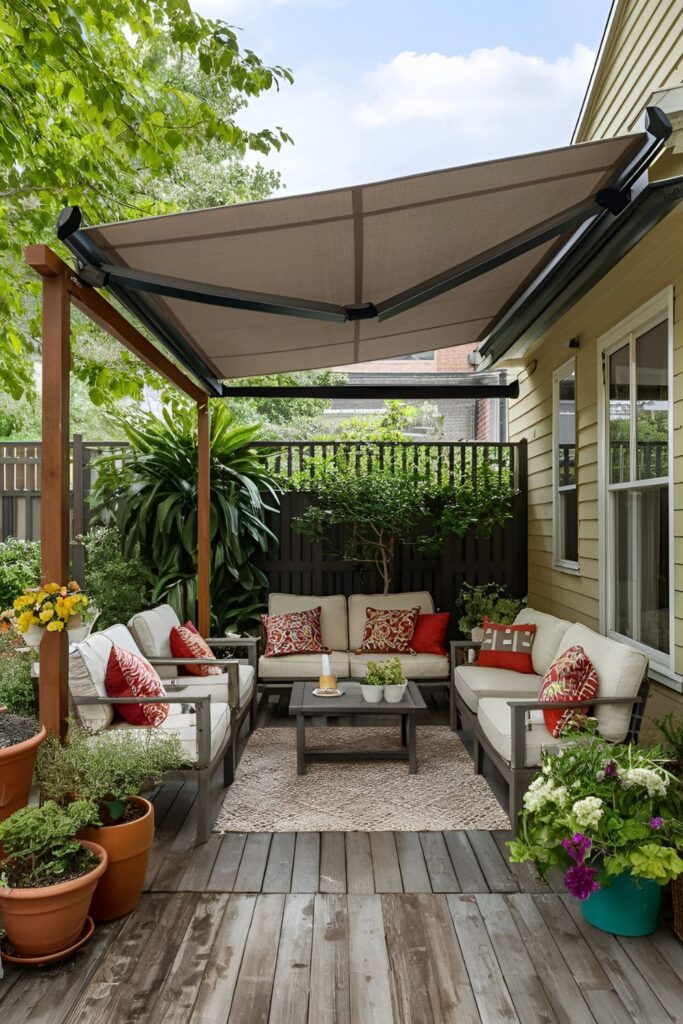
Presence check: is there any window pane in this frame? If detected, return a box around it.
[636,320,668,480]
[556,369,577,563]
[612,486,669,654]
[609,344,630,483]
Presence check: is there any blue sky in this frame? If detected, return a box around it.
[194,0,612,194]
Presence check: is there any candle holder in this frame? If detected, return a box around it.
[318,674,338,690]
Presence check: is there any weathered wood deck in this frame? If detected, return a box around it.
[1,700,681,1023]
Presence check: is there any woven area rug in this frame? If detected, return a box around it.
[214,726,510,832]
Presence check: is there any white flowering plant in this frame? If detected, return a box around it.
[509,737,683,899]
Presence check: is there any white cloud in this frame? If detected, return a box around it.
[354,45,595,129]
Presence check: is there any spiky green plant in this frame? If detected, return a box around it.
[91,400,280,632]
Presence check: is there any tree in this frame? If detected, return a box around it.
[0,0,292,400]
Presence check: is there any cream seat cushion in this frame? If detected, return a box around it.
[513,608,572,676]
[258,651,349,680]
[128,604,182,680]
[478,697,564,768]
[349,652,449,679]
[165,664,255,708]
[348,591,434,651]
[69,624,145,733]
[267,593,348,652]
[454,664,542,714]
[556,624,647,743]
[109,700,230,763]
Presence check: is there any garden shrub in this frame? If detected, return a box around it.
[0,538,40,610]
[80,525,153,630]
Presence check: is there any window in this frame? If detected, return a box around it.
[600,293,672,670]
[553,359,578,570]
[381,351,435,361]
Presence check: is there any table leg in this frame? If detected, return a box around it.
[400,714,407,747]
[408,713,417,774]
[296,713,306,775]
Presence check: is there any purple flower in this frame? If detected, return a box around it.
[564,864,601,901]
[602,759,618,778]
[562,833,592,864]
[649,817,664,830]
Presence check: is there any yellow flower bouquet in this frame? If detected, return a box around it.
[13,582,89,641]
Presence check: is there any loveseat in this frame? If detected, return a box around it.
[450,608,650,827]
[258,591,450,691]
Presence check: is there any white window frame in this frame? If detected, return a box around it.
[553,357,579,573]
[597,287,677,686]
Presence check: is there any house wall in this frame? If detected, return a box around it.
[575,0,683,142]
[507,205,683,738]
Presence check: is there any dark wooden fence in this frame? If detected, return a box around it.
[1,437,528,617]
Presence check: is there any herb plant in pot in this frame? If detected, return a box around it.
[365,658,407,704]
[509,737,683,936]
[0,800,106,960]
[38,723,185,921]
[360,662,385,703]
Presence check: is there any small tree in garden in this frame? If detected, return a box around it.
[291,448,518,593]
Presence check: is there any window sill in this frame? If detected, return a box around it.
[647,664,683,693]
[553,560,580,576]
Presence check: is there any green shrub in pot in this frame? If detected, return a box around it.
[457,582,524,636]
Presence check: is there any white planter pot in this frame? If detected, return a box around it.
[383,682,407,704]
[471,626,485,644]
[22,625,43,649]
[360,684,384,703]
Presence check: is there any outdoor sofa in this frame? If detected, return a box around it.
[258,591,450,694]
[68,611,257,844]
[450,608,650,827]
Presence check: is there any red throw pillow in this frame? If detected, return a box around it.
[105,644,169,727]
[476,618,536,674]
[170,621,221,677]
[539,644,598,738]
[356,607,419,655]
[412,612,450,655]
[261,607,325,657]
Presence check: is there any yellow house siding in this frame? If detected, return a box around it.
[576,0,683,142]
[508,207,683,722]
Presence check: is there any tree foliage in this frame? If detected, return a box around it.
[0,0,292,401]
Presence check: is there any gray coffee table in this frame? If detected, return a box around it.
[289,679,426,775]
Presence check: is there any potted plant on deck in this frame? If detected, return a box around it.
[0,800,106,961]
[364,658,407,704]
[0,626,45,823]
[37,723,185,921]
[509,735,683,936]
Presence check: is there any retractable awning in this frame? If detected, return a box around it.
[57,108,671,396]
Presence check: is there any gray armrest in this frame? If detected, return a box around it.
[508,695,643,771]
[450,640,482,668]
[205,637,259,674]
[72,693,213,769]
[147,657,241,711]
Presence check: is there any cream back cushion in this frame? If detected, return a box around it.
[348,592,434,651]
[267,594,348,652]
[128,604,181,679]
[558,624,647,743]
[513,607,572,676]
[69,624,143,733]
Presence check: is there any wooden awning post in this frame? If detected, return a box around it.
[28,253,71,737]
[197,398,211,636]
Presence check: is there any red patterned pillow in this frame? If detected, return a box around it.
[539,644,598,738]
[170,621,221,676]
[105,644,169,727]
[476,618,536,674]
[356,607,419,655]
[261,607,325,657]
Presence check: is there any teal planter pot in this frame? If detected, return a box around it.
[580,871,661,936]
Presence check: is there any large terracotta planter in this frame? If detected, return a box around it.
[82,796,155,921]
[0,725,47,824]
[0,840,107,957]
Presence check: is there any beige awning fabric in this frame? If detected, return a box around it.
[64,132,650,387]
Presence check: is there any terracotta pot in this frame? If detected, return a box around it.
[0,725,47,824]
[0,840,107,957]
[82,796,155,921]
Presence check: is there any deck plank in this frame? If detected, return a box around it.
[347,895,394,1024]
[493,831,549,893]
[447,894,520,1024]
[419,832,460,893]
[268,895,314,1024]
[177,834,222,893]
[144,784,196,890]
[650,926,683,982]
[369,832,403,893]
[262,833,296,894]
[467,831,518,893]
[442,831,488,892]
[233,833,272,893]
[308,894,351,1024]
[618,933,683,1024]
[189,894,256,1023]
[418,894,482,1024]
[227,894,285,1024]
[290,832,320,893]
[345,832,375,894]
[206,833,247,892]
[319,832,346,894]
[394,831,432,893]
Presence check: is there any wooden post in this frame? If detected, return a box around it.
[39,268,71,738]
[197,398,211,636]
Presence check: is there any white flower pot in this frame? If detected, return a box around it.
[22,625,43,648]
[383,682,407,704]
[471,626,485,644]
[360,684,384,703]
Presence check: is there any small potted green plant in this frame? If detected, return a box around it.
[457,582,524,641]
[509,736,683,936]
[360,662,387,703]
[0,800,107,960]
[363,657,407,704]
[37,723,185,921]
